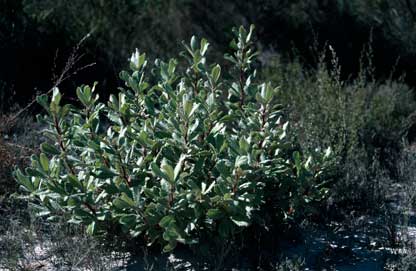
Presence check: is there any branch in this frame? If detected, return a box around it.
[3,33,95,132]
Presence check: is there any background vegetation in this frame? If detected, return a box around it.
[2,0,416,108]
[2,0,416,269]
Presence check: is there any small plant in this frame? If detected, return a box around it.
[15,25,332,252]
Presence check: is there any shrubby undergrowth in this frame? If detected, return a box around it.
[15,26,332,253]
[263,45,416,209]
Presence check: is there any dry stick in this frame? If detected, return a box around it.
[4,33,95,129]
[51,48,60,84]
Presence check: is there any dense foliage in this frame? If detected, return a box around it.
[14,26,332,252]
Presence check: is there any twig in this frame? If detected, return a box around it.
[4,33,95,130]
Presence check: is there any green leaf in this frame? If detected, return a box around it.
[61,104,72,118]
[246,24,255,43]
[163,228,179,241]
[33,205,52,217]
[14,169,35,192]
[113,198,130,210]
[168,58,177,75]
[130,49,146,70]
[36,94,49,111]
[182,95,193,118]
[202,181,215,195]
[161,159,174,183]
[324,147,332,159]
[293,151,301,174]
[95,168,118,179]
[189,104,199,118]
[25,168,45,178]
[87,221,96,235]
[159,215,175,228]
[230,217,249,227]
[120,193,135,207]
[190,36,198,51]
[151,162,169,181]
[211,64,221,83]
[207,208,223,219]
[206,93,215,108]
[235,156,248,167]
[39,153,49,172]
[40,143,60,155]
[67,174,82,190]
[119,215,137,227]
[51,87,61,105]
[174,154,186,181]
[200,38,209,55]
[76,86,89,106]
[239,137,249,153]
[163,241,177,252]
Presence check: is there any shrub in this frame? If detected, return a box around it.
[15,25,332,252]
[262,46,416,208]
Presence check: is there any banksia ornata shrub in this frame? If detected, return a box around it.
[15,25,332,252]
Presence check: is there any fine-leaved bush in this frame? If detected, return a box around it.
[15,25,332,252]
[263,46,416,208]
